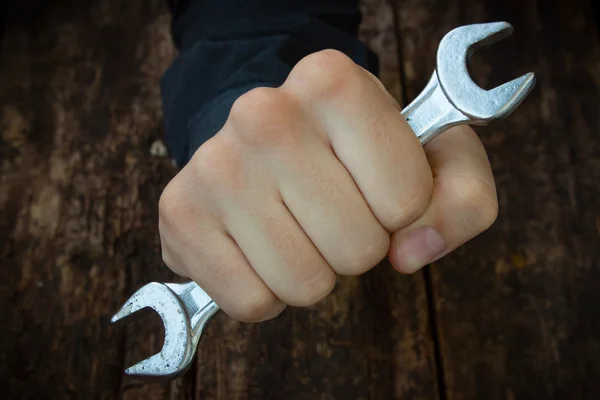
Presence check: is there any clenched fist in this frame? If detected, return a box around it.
[158,50,498,322]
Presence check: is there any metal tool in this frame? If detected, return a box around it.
[112,281,218,378]
[112,21,535,380]
[402,21,535,144]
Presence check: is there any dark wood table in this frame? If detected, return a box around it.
[1,0,599,398]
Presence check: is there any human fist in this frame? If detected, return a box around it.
[158,50,498,322]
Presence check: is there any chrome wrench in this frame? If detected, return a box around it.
[111,21,536,380]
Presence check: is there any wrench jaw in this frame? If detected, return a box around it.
[485,72,536,119]
[436,21,536,121]
[111,282,195,380]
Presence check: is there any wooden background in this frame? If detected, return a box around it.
[1,0,599,398]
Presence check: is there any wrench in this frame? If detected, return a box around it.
[111,21,535,380]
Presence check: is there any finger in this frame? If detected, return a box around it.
[165,229,286,323]
[158,167,286,323]
[388,125,498,274]
[273,125,390,276]
[283,50,433,233]
[222,197,337,307]
[188,123,338,309]
[224,82,390,277]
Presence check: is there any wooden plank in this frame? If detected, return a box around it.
[0,0,186,398]
[192,1,439,399]
[396,0,600,398]
[392,3,463,399]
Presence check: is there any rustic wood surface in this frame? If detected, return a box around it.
[1,0,599,399]
[394,1,600,399]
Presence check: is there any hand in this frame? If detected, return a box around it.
[158,50,498,322]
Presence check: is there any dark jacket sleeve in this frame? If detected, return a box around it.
[161,0,379,167]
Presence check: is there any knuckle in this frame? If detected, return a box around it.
[454,176,499,231]
[286,268,337,307]
[336,235,390,276]
[229,87,276,122]
[235,290,284,323]
[228,87,301,149]
[158,176,185,226]
[289,49,362,100]
[229,87,285,129]
[189,135,244,192]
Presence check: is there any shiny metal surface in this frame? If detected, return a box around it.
[403,21,536,144]
[111,282,219,379]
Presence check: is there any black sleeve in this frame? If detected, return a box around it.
[161,0,379,167]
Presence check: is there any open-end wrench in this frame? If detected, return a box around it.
[111,21,536,380]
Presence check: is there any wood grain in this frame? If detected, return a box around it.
[395,0,600,398]
[0,0,183,398]
[2,0,600,399]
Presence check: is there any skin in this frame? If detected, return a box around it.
[158,50,498,323]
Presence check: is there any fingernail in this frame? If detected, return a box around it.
[393,226,446,274]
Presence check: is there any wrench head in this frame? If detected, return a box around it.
[436,21,536,121]
[111,282,194,379]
